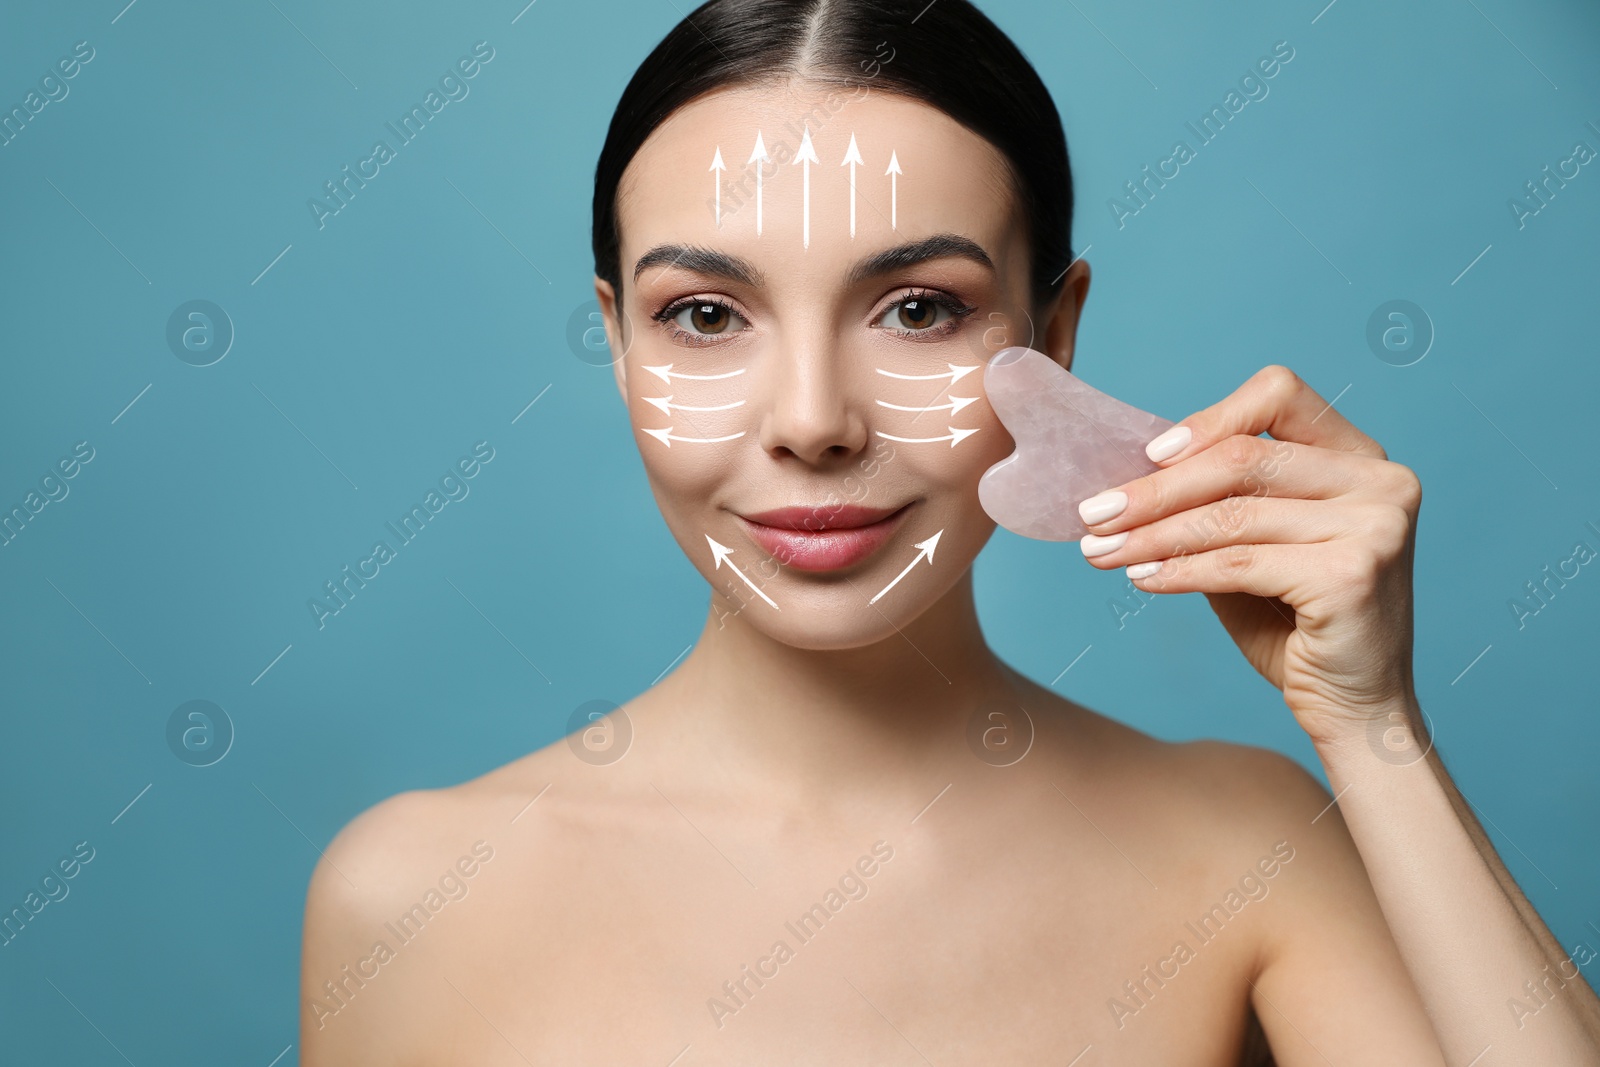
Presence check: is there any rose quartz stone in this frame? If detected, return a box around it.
[978,347,1176,542]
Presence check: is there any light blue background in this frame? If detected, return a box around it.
[2,0,1597,1060]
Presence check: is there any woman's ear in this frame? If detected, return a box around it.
[1037,257,1090,375]
[593,275,629,402]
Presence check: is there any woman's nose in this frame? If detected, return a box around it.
[756,338,868,465]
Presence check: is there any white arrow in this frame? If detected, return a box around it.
[841,133,864,238]
[886,151,902,230]
[875,428,980,447]
[876,396,980,415]
[643,395,746,415]
[644,364,747,382]
[876,363,979,383]
[643,427,746,447]
[710,147,726,227]
[707,536,779,610]
[869,529,942,605]
[794,126,819,248]
[749,132,769,235]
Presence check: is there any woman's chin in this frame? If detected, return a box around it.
[727,609,918,651]
[688,513,992,650]
[711,563,970,651]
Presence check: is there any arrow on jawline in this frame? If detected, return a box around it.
[869,529,942,605]
[842,133,864,238]
[707,536,779,610]
[710,147,726,227]
[794,126,819,248]
[875,428,979,446]
[886,151,902,231]
[749,132,769,236]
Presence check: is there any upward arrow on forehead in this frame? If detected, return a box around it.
[842,133,864,238]
[710,146,726,227]
[886,151,902,230]
[748,132,769,235]
[794,127,820,248]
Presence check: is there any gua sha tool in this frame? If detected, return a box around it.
[979,347,1177,542]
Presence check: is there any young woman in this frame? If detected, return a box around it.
[301,1,1600,1062]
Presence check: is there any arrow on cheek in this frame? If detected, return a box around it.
[876,396,980,415]
[877,364,979,384]
[644,364,746,382]
[642,427,746,447]
[875,428,979,447]
[643,396,745,414]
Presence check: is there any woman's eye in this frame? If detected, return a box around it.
[878,296,951,333]
[672,301,745,336]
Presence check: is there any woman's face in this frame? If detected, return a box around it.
[596,79,1084,649]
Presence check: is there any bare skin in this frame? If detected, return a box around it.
[302,78,1599,1064]
[299,604,1439,1065]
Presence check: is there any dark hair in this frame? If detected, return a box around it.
[591,0,1074,314]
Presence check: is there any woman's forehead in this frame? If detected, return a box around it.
[616,81,1022,274]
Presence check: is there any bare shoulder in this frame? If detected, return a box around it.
[1021,676,1335,832]
[312,789,473,891]
[298,746,576,1063]
[299,789,469,1059]
[1037,688,1365,893]
[1128,731,1379,907]
[1169,736,1443,1061]
[1019,682,1358,924]
[303,743,577,923]
[1153,733,1336,827]
[1024,691,1442,1061]
[1139,734,1356,895]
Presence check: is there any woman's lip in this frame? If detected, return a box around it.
[741,504,902,530]
[738,504,911,572]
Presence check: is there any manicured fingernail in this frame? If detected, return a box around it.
[1081,531,1128,558]
[1078,490,1128,525]
[1146,425,1192,462]
[1126,560,1163,579]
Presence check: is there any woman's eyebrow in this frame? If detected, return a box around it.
[844,233,995,285]
[631,233,994,288]
[633,244,764,287]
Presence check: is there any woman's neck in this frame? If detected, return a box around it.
[643,571,1019,817]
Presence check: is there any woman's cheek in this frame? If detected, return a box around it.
[631,422,737,502]
[892,394,1012,497]
[627,368,752,484]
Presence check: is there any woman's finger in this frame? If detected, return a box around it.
[1142,365,1388,467]
[1080,497,1408,571]
[1079,434,1405,535]
[1116,539,1338,603]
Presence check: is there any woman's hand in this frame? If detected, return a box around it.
[1074,364,1423,746]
